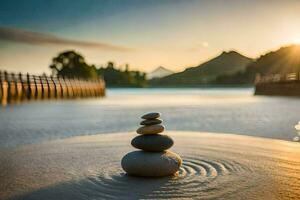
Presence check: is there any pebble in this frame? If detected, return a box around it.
[131,134,173,152]
[141,112,160,119]
[136,124,164,135]
[140,119,162,126]
[121,150,182,177]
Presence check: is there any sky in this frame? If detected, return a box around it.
[1,0,300,74]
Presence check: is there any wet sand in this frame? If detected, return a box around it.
[1,131,300,200]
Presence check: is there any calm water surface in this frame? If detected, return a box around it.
[1,88,299,148]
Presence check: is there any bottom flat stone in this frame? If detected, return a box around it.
[121,150,182,177]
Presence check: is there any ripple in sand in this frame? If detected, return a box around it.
[77,156,253,199]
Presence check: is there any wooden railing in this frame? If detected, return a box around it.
[0,71,105,105]
[255,72,300,84]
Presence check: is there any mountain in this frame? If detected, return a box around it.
[150,51,253,86]
[214,45,300,84]
[246,45,300,75]
[148,66,174,79]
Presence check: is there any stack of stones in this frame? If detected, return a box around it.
[121,112,182,177]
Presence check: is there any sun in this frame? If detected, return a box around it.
[292,37,300,44]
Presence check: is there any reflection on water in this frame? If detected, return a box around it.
[0,87,300,148]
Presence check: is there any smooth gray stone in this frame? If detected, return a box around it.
[121,150,182,177]
[131,134,173,151]
[136,124,164,135]
[141,112,160,119]
[140,119,162,126]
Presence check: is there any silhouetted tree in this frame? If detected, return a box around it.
[50,50,98,80]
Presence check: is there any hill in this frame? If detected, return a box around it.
[148,66,174,79]
[215,45,300,84]
[150,51,253,86]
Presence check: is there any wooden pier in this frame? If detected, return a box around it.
[255,72,300,96]
[0,71,105,105]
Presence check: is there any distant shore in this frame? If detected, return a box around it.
[255,82,300,97]
[107,84,253,88]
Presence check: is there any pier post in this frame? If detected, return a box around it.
[57,76,63,98]
[45,75,50,99]
[19,73,25,101]
[4,71,11,103]
[39,76,44,99]
[50,76,57,99]
[26,73,32,100]
[11,73,18,102]
[33,75,38,99]
[1,71,8,105]
[0,71,3,103]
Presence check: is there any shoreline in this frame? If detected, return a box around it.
[0,129,297,151]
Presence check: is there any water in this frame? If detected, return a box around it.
[0,87,299,148]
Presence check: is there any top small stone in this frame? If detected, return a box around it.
[141,112,160,119]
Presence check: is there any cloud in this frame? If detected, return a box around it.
[0,27,132,52]
[188,41,209,52]
[201,42,209,48]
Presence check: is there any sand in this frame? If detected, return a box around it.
[0,131,300,200]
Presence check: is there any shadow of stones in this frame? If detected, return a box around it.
[12,172,176,200]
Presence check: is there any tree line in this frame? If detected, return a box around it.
[50,50,147,87]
